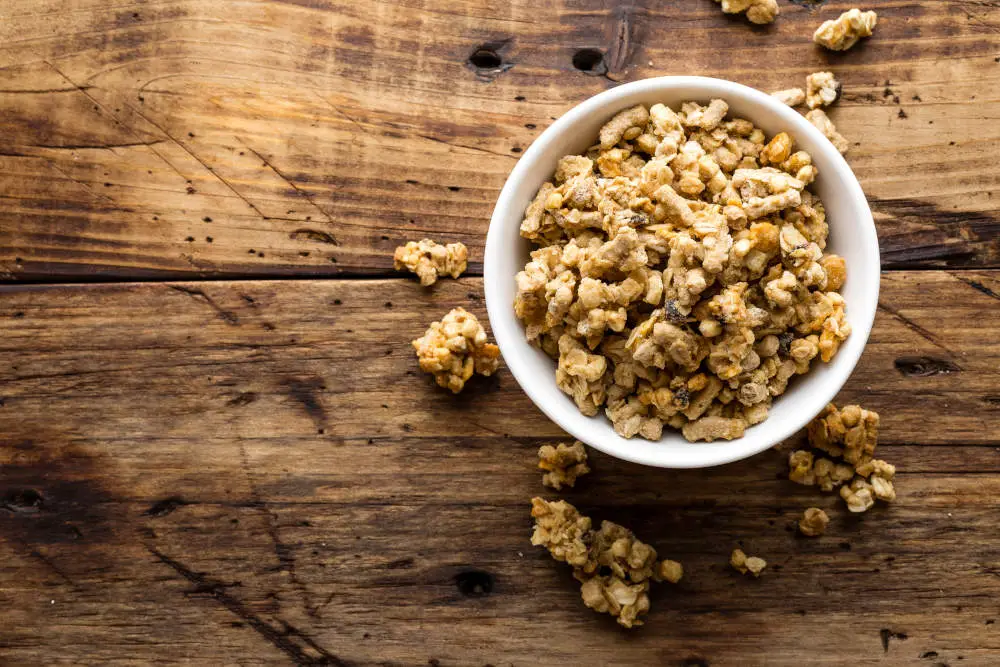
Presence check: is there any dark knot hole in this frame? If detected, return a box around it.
[454,570,495,597]
[572,48,607,75]
[469,48,503,71]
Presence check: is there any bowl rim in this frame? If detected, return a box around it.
[483,75,880,469]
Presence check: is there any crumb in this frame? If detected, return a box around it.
[813,8,878,51]
[798,507,830,536]
[538,441,590,489]
[412,307,500,393]
[730,548,766,577]
[394,239,468,286]
[654,559,684,584]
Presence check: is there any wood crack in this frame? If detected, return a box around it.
[148,546,346,666]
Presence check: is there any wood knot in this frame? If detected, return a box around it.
[894,356,961,377]
[2,488,44,513]
[572,48,607,75]
[454,570,494,597]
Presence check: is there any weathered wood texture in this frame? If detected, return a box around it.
[0,0,997,280]
[2,273,999,665]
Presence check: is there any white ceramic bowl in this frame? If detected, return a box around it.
[484,76,879,469]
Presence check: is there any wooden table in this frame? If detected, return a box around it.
[1,1,998,664]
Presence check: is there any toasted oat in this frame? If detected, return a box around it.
[515,100,849,442]
[538,441,591,490]
[799,507,830,536]
[771,88,806,108]
[814,9,878,51]
[807,403,879,464]
[393,239,468,286]
[730,548,767,577]
[654,559,684,584]
[806,72,842,109]
[714,0,779,25]
[412,307,500,393]
[529,498,682,628]
[806,109,849,154]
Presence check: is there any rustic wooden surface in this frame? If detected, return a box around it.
[1,0,999,665]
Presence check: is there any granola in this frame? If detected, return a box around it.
[814,9,878,51]
[730,548,767,577]
[713,0,779,25]
[530,498,682,628]
[538,441,591,489]
[412,307,500,393]
[515,100,850,442]
[806,109,850,154]
[806,72,841,109]
[393,239,468,286]
[798,507,830,536]
[771,88,806,108]
[792,403,897,513]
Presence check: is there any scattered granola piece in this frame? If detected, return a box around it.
[714,0,779,25]
[771,88,806,108]
[806,109,849,154]
[393,239,468,286]
[529,498,682,628]
[538,441,591,490]
[515,99,849,442]
[806,71,842,109]
[798,507,830,536]
[530,497,592,567]
[788,450,816,486]
[807,403,879,465]
[654,559,684,584]
[730,548,766,577]
[840,478,876,513]
[412,307,500,393]
[814,8,878,51]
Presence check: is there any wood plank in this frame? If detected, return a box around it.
[1,271,999,664]
[0,0,996,280]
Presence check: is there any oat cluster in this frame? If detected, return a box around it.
[805,72,842,110]
[814,9,878,51]
[798,507,830,536]
[530,498,682,628]
[514,99,850,442]
[538,441,591,490]
[730,548,767,577]
[394,239,468,286]
[789,403,896,513]
[713,0,779,25]
[412,307,500,393]
[806,109,849,155]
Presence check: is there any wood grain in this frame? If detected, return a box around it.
[0,0,996,280]
[1,273,998,665]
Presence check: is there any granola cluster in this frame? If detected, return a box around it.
[730,548,767,577]
[814,8,878,51]
[530,498,682,628]
[538,441,591,490]
[789,403,896,513]
[713,0,779,25]
[798,507,830,536]
[394,239,468,286]
[514,100,850,442]
[770,72,849,154]
[412,307,500,393]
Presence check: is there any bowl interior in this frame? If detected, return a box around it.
[484,77,879,468]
